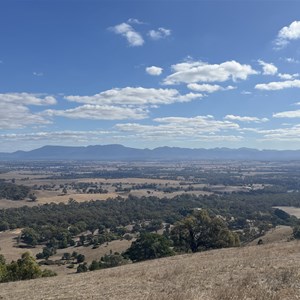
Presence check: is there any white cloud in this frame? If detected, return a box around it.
[241,91,252,95]
[277,73,299,80]
[0,92,56,106]
[127,18,144,25]
[187,83,235,93]
[110,22,144,47]
[255,79,300,90]
[65,87,203,106]
[44,104,148,120]
[275,21,300,49]
[163,60,257,85]
[33,72,43,77]
[148,27,171,40]
[273,109,300,118]
[259,125,300,142]
[115,116,240,142]
[284,57,300,64]
[224,115,269,123]
[146,66,163,76]
[0,93,55,129]
[257,60,278,75]
[0,130,116,151]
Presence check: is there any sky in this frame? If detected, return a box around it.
[1,0,300,152]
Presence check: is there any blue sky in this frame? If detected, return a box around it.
[1,0,300,152]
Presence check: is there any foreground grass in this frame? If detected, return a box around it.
[1,240,300,299]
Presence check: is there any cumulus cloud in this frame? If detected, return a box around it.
[148,27,171,40]
[110,22,144,46]
[44,104,148,120]
[0,93,55,129]
[224,115,269,123]
[273,109,300,118]
[65,87,203,106]
[255,79,300,90]
[277,73,299,80]
[0,93,56,106]
[257,60,278,75]
[163,60,257,85]
[187,83,235,93]
[43,88,203,121]
[0,130,111,142]
[284,57,300,64]
[127,18,144,25]
[146,66,163,76]
[259,125,300,142]
[115,116,241,142]
[275,21,300,49]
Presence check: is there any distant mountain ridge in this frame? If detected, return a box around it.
[0,144,300,161]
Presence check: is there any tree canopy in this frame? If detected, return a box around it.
[171,209,240,253]
[124,232,174,262]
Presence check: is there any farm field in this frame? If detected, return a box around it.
[0,160,280,208]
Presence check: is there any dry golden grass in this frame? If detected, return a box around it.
[1,240,300,299]
[35,191,119,204]
[45,239,133,276]
[274,206,300,219]
[248,225,293,246]
[0,230,43,263]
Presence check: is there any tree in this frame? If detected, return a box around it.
[20,228,40,247]
[89,260,100,271]
[99,253,128,269]
[77,263,88,273]
[293,225,300,239]
[76,254,85,263]
[28,193,37,202]
[171,210,239,253]
[123,232,174,262]
[14,252,42,280]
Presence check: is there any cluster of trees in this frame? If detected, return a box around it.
[0,252,56,283]
[1,193,299,233]
[80,253,129,273]
[0,180,30,200]
[75,210,239,275]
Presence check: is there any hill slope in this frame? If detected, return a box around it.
[1,240,300,299]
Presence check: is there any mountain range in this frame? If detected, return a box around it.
[0,144,300,161]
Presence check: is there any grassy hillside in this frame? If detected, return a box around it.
[0,239,299,300]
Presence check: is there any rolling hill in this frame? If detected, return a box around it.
[0,239,299,300]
